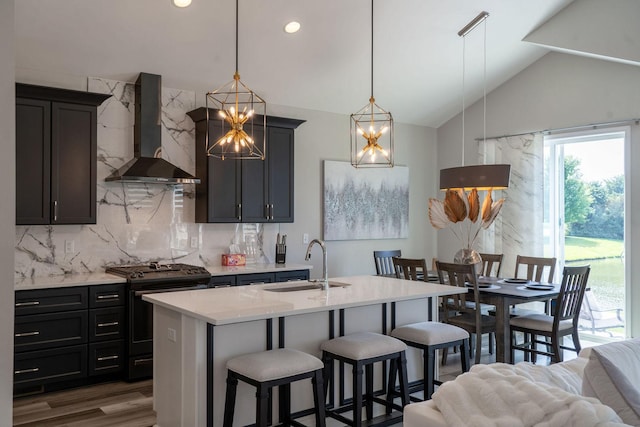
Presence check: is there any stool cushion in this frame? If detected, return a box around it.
[227,348,323,382]
[391,321,469,346]
[321,332,407,360]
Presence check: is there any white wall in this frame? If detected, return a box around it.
[437,51,640,336]
[1,0,15,421]
[267,103,438,279]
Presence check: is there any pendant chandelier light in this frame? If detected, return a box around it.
[439,11,510,190]
[350,0,394,168]
[205,0,266,160]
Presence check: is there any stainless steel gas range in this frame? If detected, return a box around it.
[106,262,211,380]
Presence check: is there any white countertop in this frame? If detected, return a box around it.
[143,275,464,326]
[15,263,311,291]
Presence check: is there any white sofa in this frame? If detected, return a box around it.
[404,338,640,427]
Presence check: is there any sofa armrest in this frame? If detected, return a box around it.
[403,400,447,427]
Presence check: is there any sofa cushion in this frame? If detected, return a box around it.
[582,338,640,426]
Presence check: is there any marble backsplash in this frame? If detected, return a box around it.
[15,77,274,279]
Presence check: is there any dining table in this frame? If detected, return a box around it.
[384,272,561,364]
[474,277,560,364]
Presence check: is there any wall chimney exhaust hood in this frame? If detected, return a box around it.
[105,73,200,184]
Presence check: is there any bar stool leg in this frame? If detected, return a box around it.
[398,352,410,407]
[256,384,269,427]
[312,370,327,427]
[425,347,436,400]
[365,364,374,420]
[386,359,398,414]
[223,374,238,427]
[352,363,363,426]
[461,339,470,372]
[280,383,291,425]
[322,351,332,404]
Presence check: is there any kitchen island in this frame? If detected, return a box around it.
[143,275,465,427]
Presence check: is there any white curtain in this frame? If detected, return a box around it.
[478,134,544,276]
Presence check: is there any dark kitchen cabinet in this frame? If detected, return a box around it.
[15,83,110,225]
[187,107,304,223]
[14,283,125,396]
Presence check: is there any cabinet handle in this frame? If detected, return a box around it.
[15,331,40,337]
[250,281,266,285]
[97,355,119,361]
[134,357,153,366]
[53,200,58,222]
[97,321,119,328]
[97,294,120,300]
[15,301,40,307]
[270,204,274,220]
[237,203,242,221]
[15,367,39,375]
[265,204,269,219]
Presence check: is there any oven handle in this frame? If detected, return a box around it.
[134,284,208,296]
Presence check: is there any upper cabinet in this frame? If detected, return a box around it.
[187,108,304,223]
[16,84,110,225]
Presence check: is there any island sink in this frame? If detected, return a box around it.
[264,281,351,292]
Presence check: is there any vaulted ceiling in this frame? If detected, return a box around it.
[15,0,638,127]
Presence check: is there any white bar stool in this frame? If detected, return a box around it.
[320,331,410,426]
[223,348,326,427]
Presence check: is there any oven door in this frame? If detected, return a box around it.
[127,282,208,380]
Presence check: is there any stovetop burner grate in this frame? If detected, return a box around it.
[106,262,211,287]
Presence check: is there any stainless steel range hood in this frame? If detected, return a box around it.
[105,73,200,184]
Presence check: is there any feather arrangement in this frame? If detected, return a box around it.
[429,188,505,249]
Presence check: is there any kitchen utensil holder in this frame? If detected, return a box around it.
[276,244,287,264]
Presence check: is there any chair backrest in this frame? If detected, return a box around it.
[514,255,557,283]
[435,261,479,315]
[393,257,427,281]
[554,265,590,329]
[373,250,401,275]
[479,253,503,277]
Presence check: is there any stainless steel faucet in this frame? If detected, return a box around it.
[305,238,328,290]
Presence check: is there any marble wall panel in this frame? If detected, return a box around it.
[15,77,271,279]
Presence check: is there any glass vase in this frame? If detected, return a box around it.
[454,248,483,275]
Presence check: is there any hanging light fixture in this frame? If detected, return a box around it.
[439,11,510,190]
[350,0,394,168]
[205,0,266,160]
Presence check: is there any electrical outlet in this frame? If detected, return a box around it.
[167,328,177,342]
[303,233,309,244]
[64,240,75,254]
[190,237,198,248]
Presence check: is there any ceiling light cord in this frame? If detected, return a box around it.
[235,0,239,74]
[483,18,487,146]
[370,0,374,99]
[461,35,466,167]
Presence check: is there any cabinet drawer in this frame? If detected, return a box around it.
[89,284,126,308]
[275,269,310,282]
[89,341,124,376]
[15,311,88,353]
[209,275,237,288]
[14,345,87,387]
[236,272,275,286]
[15,287,88,315]
[89,307,125,342]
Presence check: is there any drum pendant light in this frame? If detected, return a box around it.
[439,11,510,190]
[350,0,394,168]
[205,0,266,160]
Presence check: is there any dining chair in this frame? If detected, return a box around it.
[392,257,427,281]
[510,265,591,364]
[479,253,503,278]
[436,261,497,365]
[373,250,402,276]
[514,255,557,283]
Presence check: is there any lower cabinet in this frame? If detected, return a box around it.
[14,284,125,396]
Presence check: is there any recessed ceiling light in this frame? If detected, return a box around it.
[173,0,192,7]
[284,21,301,34]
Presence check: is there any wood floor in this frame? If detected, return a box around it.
[12,337,596,426]
[13,380,155,427]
